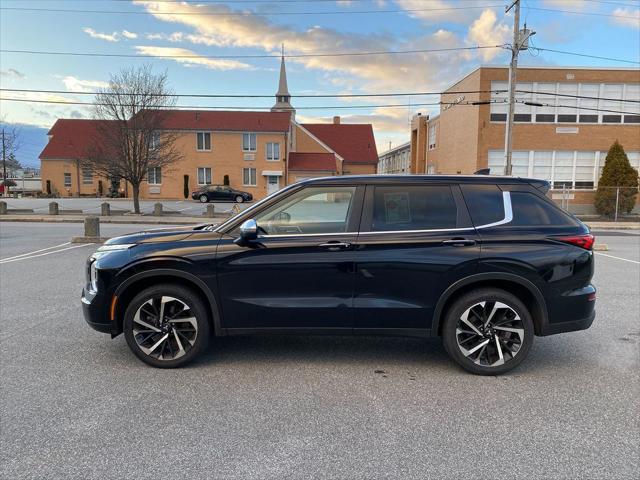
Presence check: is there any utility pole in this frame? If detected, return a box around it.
[1,129,6,197]
[503,0,534,176]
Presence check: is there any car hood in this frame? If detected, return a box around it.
[104,224,216,245]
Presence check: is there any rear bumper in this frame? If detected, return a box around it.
[539,310,595,336]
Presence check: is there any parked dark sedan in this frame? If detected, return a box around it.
[192,185,253,203]
[83,175,595,375]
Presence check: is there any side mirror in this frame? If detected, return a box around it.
[239,218,258,241]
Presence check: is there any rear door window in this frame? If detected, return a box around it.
[460,184,505,226]
[369,185,458,231]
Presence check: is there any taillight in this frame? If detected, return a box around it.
[552,234,595,250]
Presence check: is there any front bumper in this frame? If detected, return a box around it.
[82,287,112,334]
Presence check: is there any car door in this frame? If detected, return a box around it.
[215,185,364,331]
[353,183,480,332]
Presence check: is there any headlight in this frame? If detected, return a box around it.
[97,243,136,252]
[89,260,98,293]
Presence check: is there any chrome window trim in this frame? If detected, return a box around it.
[258,232,358,239]
[359,227,475,235]
[474,191,513,229]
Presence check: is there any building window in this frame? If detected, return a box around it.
[243,133,257,152]
[428,124,437,150]
[196,132,211,151]
[150,131,160,150]
[266,142,280,161]
[197,167,212,185]
[243,167,257,186]
[64,172,72,187]
[148,167,162,185]
[82,167,93,185]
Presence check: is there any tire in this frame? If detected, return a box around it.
[442,288,534,375]
[199,195,209,203]
[123,284,211,368]
[235,195,244,203]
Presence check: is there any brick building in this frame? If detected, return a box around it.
[39,57,377,200]
[409,66,640,213]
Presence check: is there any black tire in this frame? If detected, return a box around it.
[235,195,244,203]
[442,288,534,375]
[199,194,209,203]
[123,284,210,368]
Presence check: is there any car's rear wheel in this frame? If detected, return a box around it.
[123,284,210,368]
[442,288,534,375]
[199,194,209,203]
[235,195,244,203]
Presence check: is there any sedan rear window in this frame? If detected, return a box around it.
[370,185,457,231]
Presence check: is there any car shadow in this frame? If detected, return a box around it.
[194,334,452,370]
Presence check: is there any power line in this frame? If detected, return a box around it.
[3,87,639,103]
[2,46,638,64]
[0,5,505,16]
[532,47,640,65]
[0,45,502,60]
[1,4,636,18]
[2,97,637,114]
[0,87,502,99]
[2,0,635,3]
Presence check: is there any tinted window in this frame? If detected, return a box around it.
[461,184,504,226]
[510,192,578,226]
[370,185,457,232]
[255,186,356,235]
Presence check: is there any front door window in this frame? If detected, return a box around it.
[255,186,356,235]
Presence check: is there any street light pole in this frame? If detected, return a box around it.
[1,129,7,197]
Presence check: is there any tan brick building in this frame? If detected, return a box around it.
[409,66,640,213]
[40,57,377,200]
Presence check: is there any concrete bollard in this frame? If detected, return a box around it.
[205,204,215,218]
[101,202,111,216]
[0,201,7,215]
[49,201,59,215]
[84,216,100,238]
[153,203,163,216]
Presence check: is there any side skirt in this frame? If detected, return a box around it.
[222,327,431,338]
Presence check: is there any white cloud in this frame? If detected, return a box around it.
[83,27,120,42]
[122,30,138,39]
[395,0,491,24]
[541,0,587,9]
[0,68,26,79]
[611,8,640,28]
[466,9,511,61]
[61,76,109,92]
[134,46,252,71]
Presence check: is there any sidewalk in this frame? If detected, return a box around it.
[0,214,221,225]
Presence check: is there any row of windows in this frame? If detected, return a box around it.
[254,184,574,236]
[378,149,410,174]
[195,131,281,159]
[490,81,640,124]
[488,150,640,190]
[149,166,260,187]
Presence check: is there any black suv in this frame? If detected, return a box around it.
[192,185,253,203]
[82,176,595,375]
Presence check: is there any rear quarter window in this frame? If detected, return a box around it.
[509,191,579,227]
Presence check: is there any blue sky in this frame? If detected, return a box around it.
[1,0,639,162]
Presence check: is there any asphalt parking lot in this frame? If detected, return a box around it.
[2,197,252,216]
[1,223,638,479]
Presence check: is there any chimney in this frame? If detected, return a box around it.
[333,116,341,124]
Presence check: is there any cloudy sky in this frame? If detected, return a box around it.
[1,0,639,154]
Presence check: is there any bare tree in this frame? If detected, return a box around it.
[83,65,183,213]
[1,119,21,197]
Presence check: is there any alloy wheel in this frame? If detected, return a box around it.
[455,301,524,367]
[199,195,208,203]
[132,296,198,361]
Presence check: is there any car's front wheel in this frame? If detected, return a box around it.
[199,194,209,203]
[442,288,534,375]
[123,284,210,368]
[235,195,244,203]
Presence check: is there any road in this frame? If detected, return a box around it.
[1,197,252,216]
[0,223,638,479]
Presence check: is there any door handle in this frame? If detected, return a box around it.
[442,238,476,247]
[318,241,352,251]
